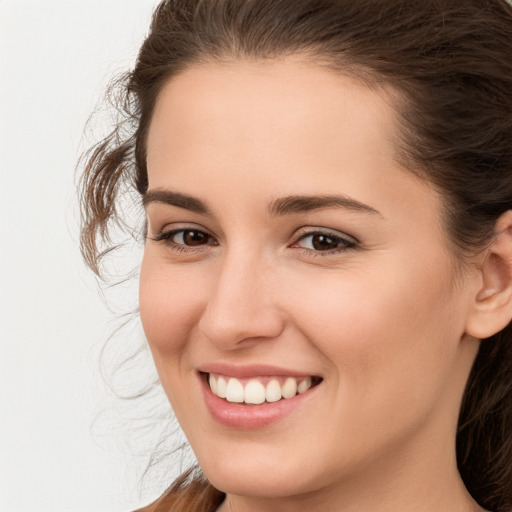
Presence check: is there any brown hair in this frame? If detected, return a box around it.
[79,1,512,510]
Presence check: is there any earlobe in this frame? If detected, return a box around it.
[466,211,512,340]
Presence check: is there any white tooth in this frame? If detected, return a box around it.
[281,377,298,399]
[225,378,244,403]
[244,380,266,404]
[265,379,282,403]
[297,377,312,394]
[209,374,218,394]
[216,376,227,398]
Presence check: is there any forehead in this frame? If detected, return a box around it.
[146,58,401,188]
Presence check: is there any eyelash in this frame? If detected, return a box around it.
[150,227,357,256]
[150,228,218,253]
[292,230,357,256]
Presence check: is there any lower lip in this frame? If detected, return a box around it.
[200,374,320,429]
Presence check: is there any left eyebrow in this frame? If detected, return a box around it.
[269,195,381,217]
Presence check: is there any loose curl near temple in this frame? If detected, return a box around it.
[79,1,512,510]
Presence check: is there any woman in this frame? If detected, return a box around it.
[79,1,512,511]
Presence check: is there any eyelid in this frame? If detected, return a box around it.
[292,226,358,244]
[149,224,219,248]
[149,221,214,238]
[290,226,358,253]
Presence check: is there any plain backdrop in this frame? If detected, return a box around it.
[0,1,186,510]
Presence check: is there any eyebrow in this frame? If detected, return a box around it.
[142,189,211,215]
[142,189,381,217]
[269,195,381,217]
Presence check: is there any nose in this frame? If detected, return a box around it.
[198,249,285,350]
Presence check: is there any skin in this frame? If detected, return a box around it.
[139,58,512,511]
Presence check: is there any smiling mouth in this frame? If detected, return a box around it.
[202,372,323,405]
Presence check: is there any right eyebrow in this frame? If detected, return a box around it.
[142,189,212,215]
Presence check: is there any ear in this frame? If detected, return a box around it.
[465,210,512,339]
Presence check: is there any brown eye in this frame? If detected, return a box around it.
[180,230,210,246]
[295,231,357,252]
[152,228,217,248]
[310,234,339,251]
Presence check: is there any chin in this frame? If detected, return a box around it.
[206,469,314,500]
[197,449,331,500]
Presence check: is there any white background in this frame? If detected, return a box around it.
[0,1,184,510]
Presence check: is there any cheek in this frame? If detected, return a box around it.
[279,262,465,463]
[139,254,205,359]
[289,258,462,401]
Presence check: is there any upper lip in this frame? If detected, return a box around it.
[197,363,320,379]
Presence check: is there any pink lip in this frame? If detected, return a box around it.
[197,363,319,379]
[197,367,321,429]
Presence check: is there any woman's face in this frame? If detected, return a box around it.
[140,59,480,502]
